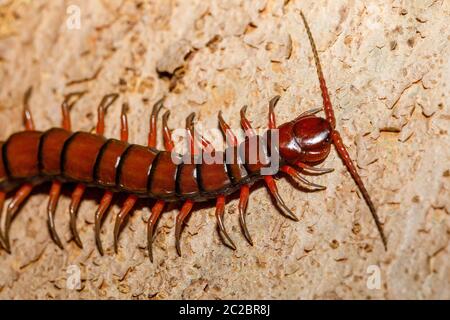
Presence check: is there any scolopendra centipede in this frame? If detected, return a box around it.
[0,12,387,262]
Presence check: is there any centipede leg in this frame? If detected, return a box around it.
[46,95,83,249]
[147,200,165,262]
[112,103,140,253]
[268,95,281,130]
[219,112,253,245]
[146,100,168,262]
[295,161,334,174]
[3,183,33,252]
[94,191,113,255]
[93,96,121,255]
[113,194,138,253]
[162,111,175,151]
[173,113,205,256]
[68,95,119,249]
[96,93,120,135]
[69,183,86,248]
[240,105,256,136]
[238,184,253,245]
[218,111,238,146]
[281,165,326,190]
[148,98,164,147]
[215,195,236,250]
[175,200,194,256]
[264,176,298,221]
[47,181,64,249]
[23,87,35,131]
[2,89,37,251]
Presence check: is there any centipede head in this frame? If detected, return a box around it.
[278,114,332,164]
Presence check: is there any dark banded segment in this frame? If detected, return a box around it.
[238,135,270,175]
[3,131,43,179]
[224,145,249,184]
[148,151,180,200]
[94,139,128,187]
[39,128,73,176]
[175,156,200,198]
[61,132,107,183]
[197,151,231,195]
[117,145,158,194]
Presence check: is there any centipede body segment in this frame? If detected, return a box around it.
[0,12,386,261]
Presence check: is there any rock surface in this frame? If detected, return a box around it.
[0,0,449,299]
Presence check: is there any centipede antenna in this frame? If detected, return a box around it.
[147,200,165,262]
[332,131,387,250]
[215,195,236,250]
[299,11,335,128]
[175,200,194,256]
[94,191,113,256]
[47,181,64,249]
[300,11,386,249]
[3,183,34,252]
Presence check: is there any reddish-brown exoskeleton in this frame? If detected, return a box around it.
[0,12,386,261]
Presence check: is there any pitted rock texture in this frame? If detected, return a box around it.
[0,0,449,299]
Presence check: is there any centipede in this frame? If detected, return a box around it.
[0,12,387,262]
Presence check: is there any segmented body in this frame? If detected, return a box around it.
[0,129,272,201]
[0,12,386,261]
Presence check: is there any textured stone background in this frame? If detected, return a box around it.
[0,0,449,299]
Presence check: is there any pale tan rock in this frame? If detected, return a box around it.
[0,0,449,300]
